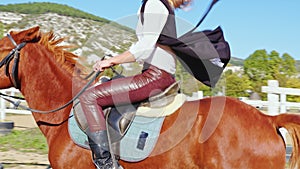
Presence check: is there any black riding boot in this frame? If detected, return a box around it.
[88,130,122,169]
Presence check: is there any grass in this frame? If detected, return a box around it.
[0,128,48,154]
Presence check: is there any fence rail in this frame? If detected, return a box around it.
[0,88,31,120]
[243,80,300,115]
[1,80,300,121]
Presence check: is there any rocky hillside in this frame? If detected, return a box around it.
[0,3,136,68]
[2,3,299,76]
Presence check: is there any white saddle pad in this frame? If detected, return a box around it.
[136,94,186,117]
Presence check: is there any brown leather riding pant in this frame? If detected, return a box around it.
[79,65,175,132]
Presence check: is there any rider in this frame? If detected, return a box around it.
[79,0,192,168]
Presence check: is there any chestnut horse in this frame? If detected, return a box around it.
[1,26,300,169]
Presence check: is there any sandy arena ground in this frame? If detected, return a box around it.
[0,114,50,169]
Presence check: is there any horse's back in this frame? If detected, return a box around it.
[197,96,286,169]
[121,96,286,169]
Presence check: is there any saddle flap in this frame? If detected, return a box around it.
[73,99,88,132]
[106,103,138,143]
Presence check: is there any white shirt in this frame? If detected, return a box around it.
[129,0,176,74]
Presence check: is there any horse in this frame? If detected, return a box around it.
[1,26,300,169]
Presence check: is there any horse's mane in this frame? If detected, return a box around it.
[38,30,86,75]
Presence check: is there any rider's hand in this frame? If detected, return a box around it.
[93,59,114,72]
[93,51,135,72]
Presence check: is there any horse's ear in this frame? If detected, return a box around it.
[10,26,41,43]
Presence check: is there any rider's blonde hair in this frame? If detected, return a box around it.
[168,0,192,9]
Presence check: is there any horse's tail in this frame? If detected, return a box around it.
[274,113,300,169]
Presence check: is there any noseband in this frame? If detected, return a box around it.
[0,34,26,90]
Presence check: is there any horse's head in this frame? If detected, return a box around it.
[10,26,41,43]
[0,26,41,89]
[0,26,41,53]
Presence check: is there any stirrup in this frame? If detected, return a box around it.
[93,159,123,169]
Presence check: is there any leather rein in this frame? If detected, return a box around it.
[0,34,101,114]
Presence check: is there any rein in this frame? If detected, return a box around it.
[0,70,100,114]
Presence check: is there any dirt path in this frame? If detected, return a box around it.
[3,114,38,130]
[0,150,50,169]
[0,114,50,169]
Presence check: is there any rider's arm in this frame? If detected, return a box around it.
[93,0,168,72]
[93,51,135,71]
[110,51,136,65]
[128,0,168,62]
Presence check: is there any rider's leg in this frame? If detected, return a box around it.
[86,130,118,169]
[80,65,175,169]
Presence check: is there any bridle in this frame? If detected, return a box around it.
[0,34,26,90]
[0,33,101,114]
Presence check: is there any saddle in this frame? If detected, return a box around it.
[73,80,181,143]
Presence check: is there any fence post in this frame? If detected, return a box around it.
[267,80,280,115]
[0,96,5,121]
[280,93,287,114]
[187,91,203,101]
[265,80,288,142]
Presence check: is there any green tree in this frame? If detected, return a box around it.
[268,50,282,79]
[175,61,200,95]
[198,82,212,96]
[286,78,300,102]
[281,53,296,76]
[244,49,297,94]
[276,53,297,87]
[244,49,270,93]
[220,70,252,97]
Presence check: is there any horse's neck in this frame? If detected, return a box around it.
[20,44,75,137]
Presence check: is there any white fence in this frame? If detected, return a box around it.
[0,88,31,120]
[1,80,300,121]
[243,80,300,115]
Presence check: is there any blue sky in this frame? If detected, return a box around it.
[0,0,299,60]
